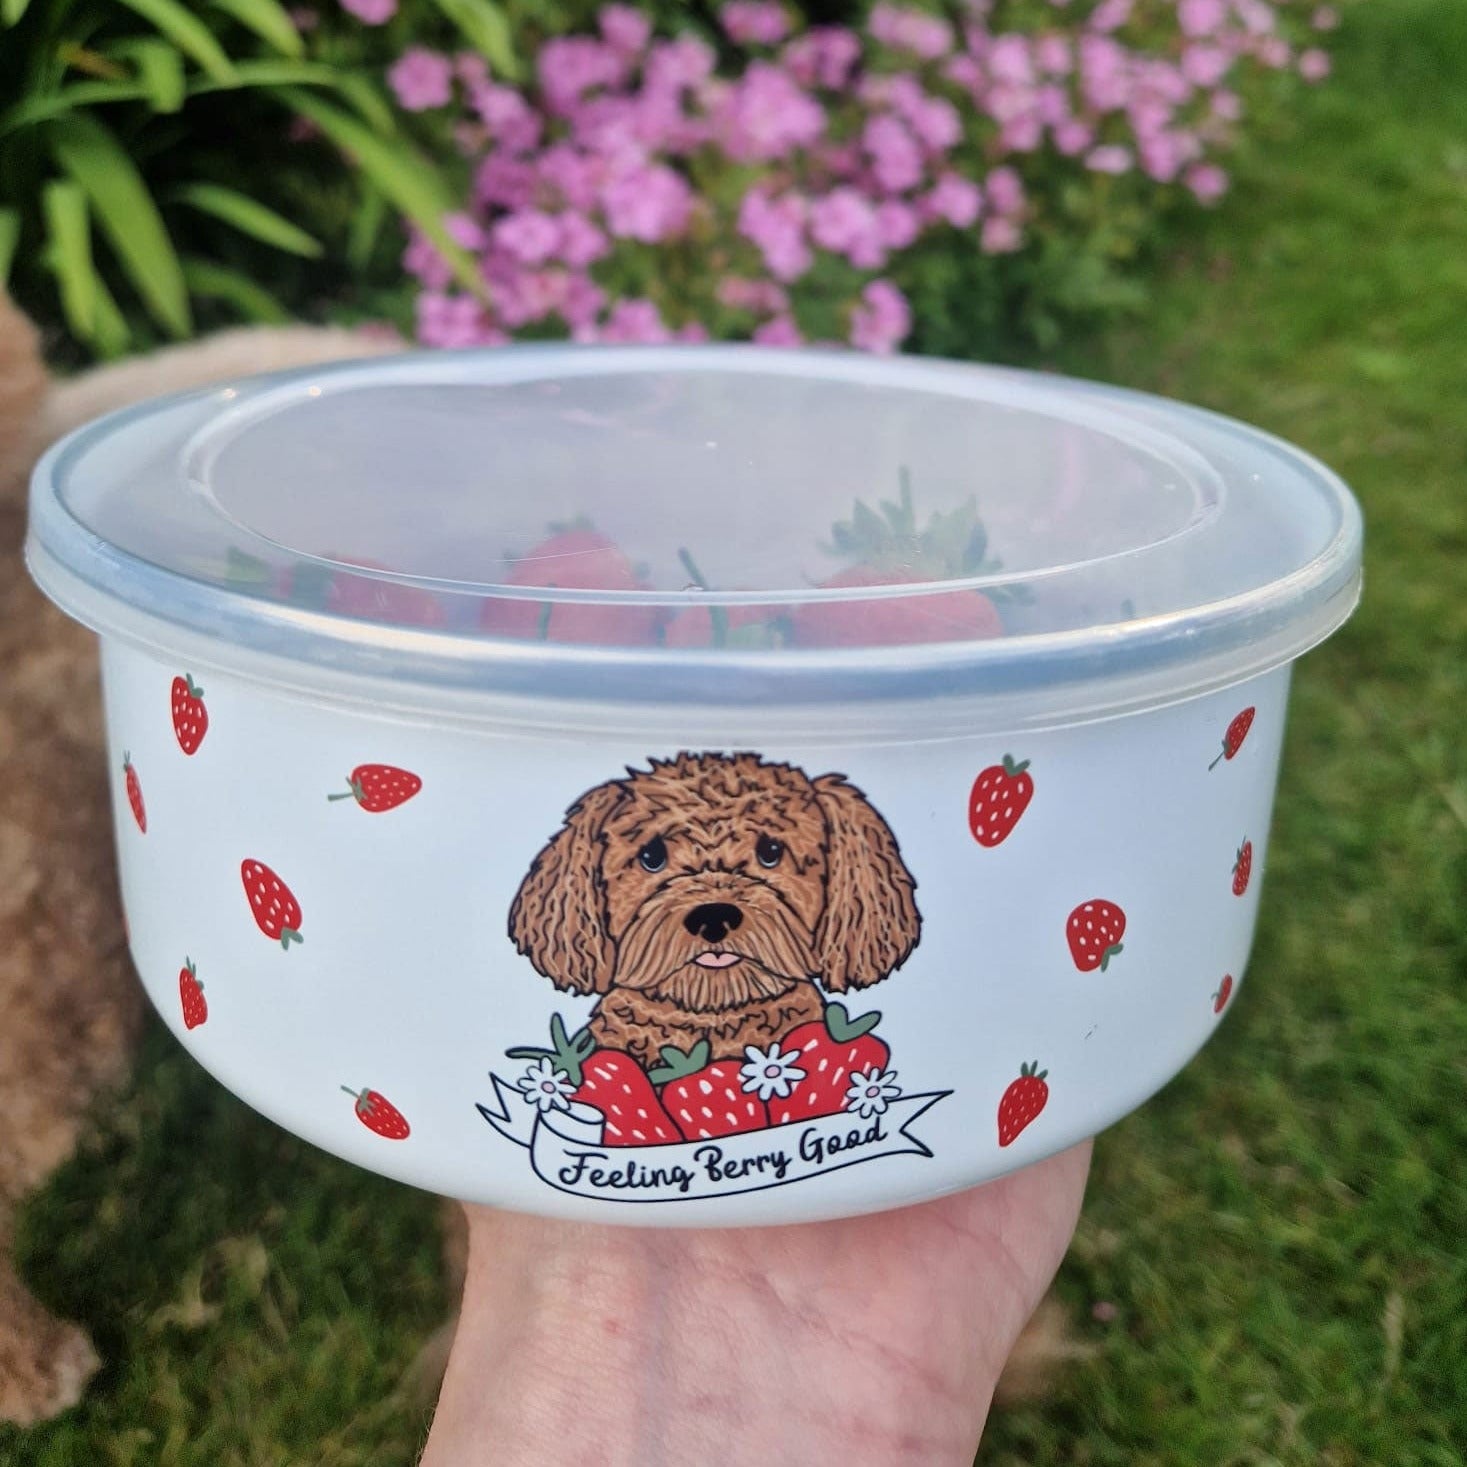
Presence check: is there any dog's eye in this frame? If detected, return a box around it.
[755,834,784,869]
[637,836,668,873]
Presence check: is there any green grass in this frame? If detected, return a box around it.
[4,3,1466,1462]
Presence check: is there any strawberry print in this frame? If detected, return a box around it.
[1232,839,1253,896]
[508,1015,681,1146]
[170,674,208,755]
[968,754,1034,847]
[1209,706,1256,770]
[240,859,303,948]
[769,1003,889,1126]
[1067,899,1126,972]
[179,958,207,1030]
[650,1041,771,1140]
[997,1062,1049,1147]
[122,753,146,833]
[343,1085,410,1140]
[328,763,423,813]
[1213,974,1235,1014]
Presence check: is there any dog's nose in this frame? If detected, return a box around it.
[683,902,743,944]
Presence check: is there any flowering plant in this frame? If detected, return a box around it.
[343,0,1339,354]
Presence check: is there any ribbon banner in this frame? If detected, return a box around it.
[478,1075,950,1205]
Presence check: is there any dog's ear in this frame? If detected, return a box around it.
[509,780,625,995]
[811,773,921,992]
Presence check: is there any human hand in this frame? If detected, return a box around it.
[421,1140,1091,1467]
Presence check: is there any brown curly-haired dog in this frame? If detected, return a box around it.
[510,752,922,1069]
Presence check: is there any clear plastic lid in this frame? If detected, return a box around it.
[26,346,1362,727]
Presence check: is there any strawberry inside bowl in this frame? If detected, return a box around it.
[25,346,1362,1225]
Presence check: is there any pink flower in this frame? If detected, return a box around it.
[988,35,1035,87]
[716,62,825,161]
[718,277,789,313]
[1053,119,1094,155]
[388,47,453,111]
[848,280,911,354]
[1298,48,1331,82]
[416,291,501,349]
[1257,35,1292,69]
[869,4,953,60]
[491,267,570,329]
[985,166,1026,216]
[338,0,394,23]
[1138,133,1185,182]
[538,37,623,113]
[455,52,488,87]
[599,4,651,55]
[890,81,962,151]
[444,212,486,250]
[644,36,716,92]
[942,53,981,89]
[557,211,608,267]
[1211,88,1242,121]
[470,83,542,153]
[1184,162,1228,202]
[1311,5,1340,30]
[1182,44,1230,87]
[561,273,606,328]
[1178,0,1226,38]
[753,314,803,346]
[677,321,711,342]
[1000,115,1044,152]
[1088,0,1133,33]
[599,298,674,343]
[980,215,1023,253]
[492,210,561,265]
[925,173,982,226]
[809,187,885,267]
[1086,143,1133,174]
[720,2,789,46]
[875,199,919,249]
[781,27,861,89]
[403,228,452,290]
[863,113,924,193]
[1035,34,1073,75]
[602,162,694,242]
[474,151,537,210]
[738,187,812,281]
[536,143,599,212]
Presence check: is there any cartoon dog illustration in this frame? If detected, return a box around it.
[509,752,921,1071]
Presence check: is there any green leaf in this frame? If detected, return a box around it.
[115,0,238,83]
[181,257,291,323]
[51,115,191,337]
[277,89,486,301]
[346,185,388,272]
[2,0,33,23]
[428,0,518,78]
[86,272,133,358]
[209,0,304,58]
[173,183,322,257]
[0,82,152,138]
[118,38,187,112]
[0,208,20,283]
[42,180,96,337]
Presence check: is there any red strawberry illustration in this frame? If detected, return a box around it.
[171,674,208,754]
[342,1085,410,1140]
[327,763,423,813]
[240,859,303,948]
[1232,839,1253,896]
[769,1003,889,1126]
[507,1015,682,1146]
[122,753,146,833]
[997,1062,1049,1147]
[968,754,1034,847]
[480,525,663,646]
[179,958,207,1030]
[1213,974,1234,1014]
[649,1041,769,1140]
[1067,899,1126,972]
[1209,706,1256,770]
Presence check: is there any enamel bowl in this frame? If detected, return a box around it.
[26,346,1362,1225]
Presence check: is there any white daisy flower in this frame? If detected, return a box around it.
[845,1067,902,1119]
[739,1043,808,1101]
[515,1057,576,1113]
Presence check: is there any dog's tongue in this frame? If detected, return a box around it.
[694,951,743,969]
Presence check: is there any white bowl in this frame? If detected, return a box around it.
[26,347,1362,1225]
